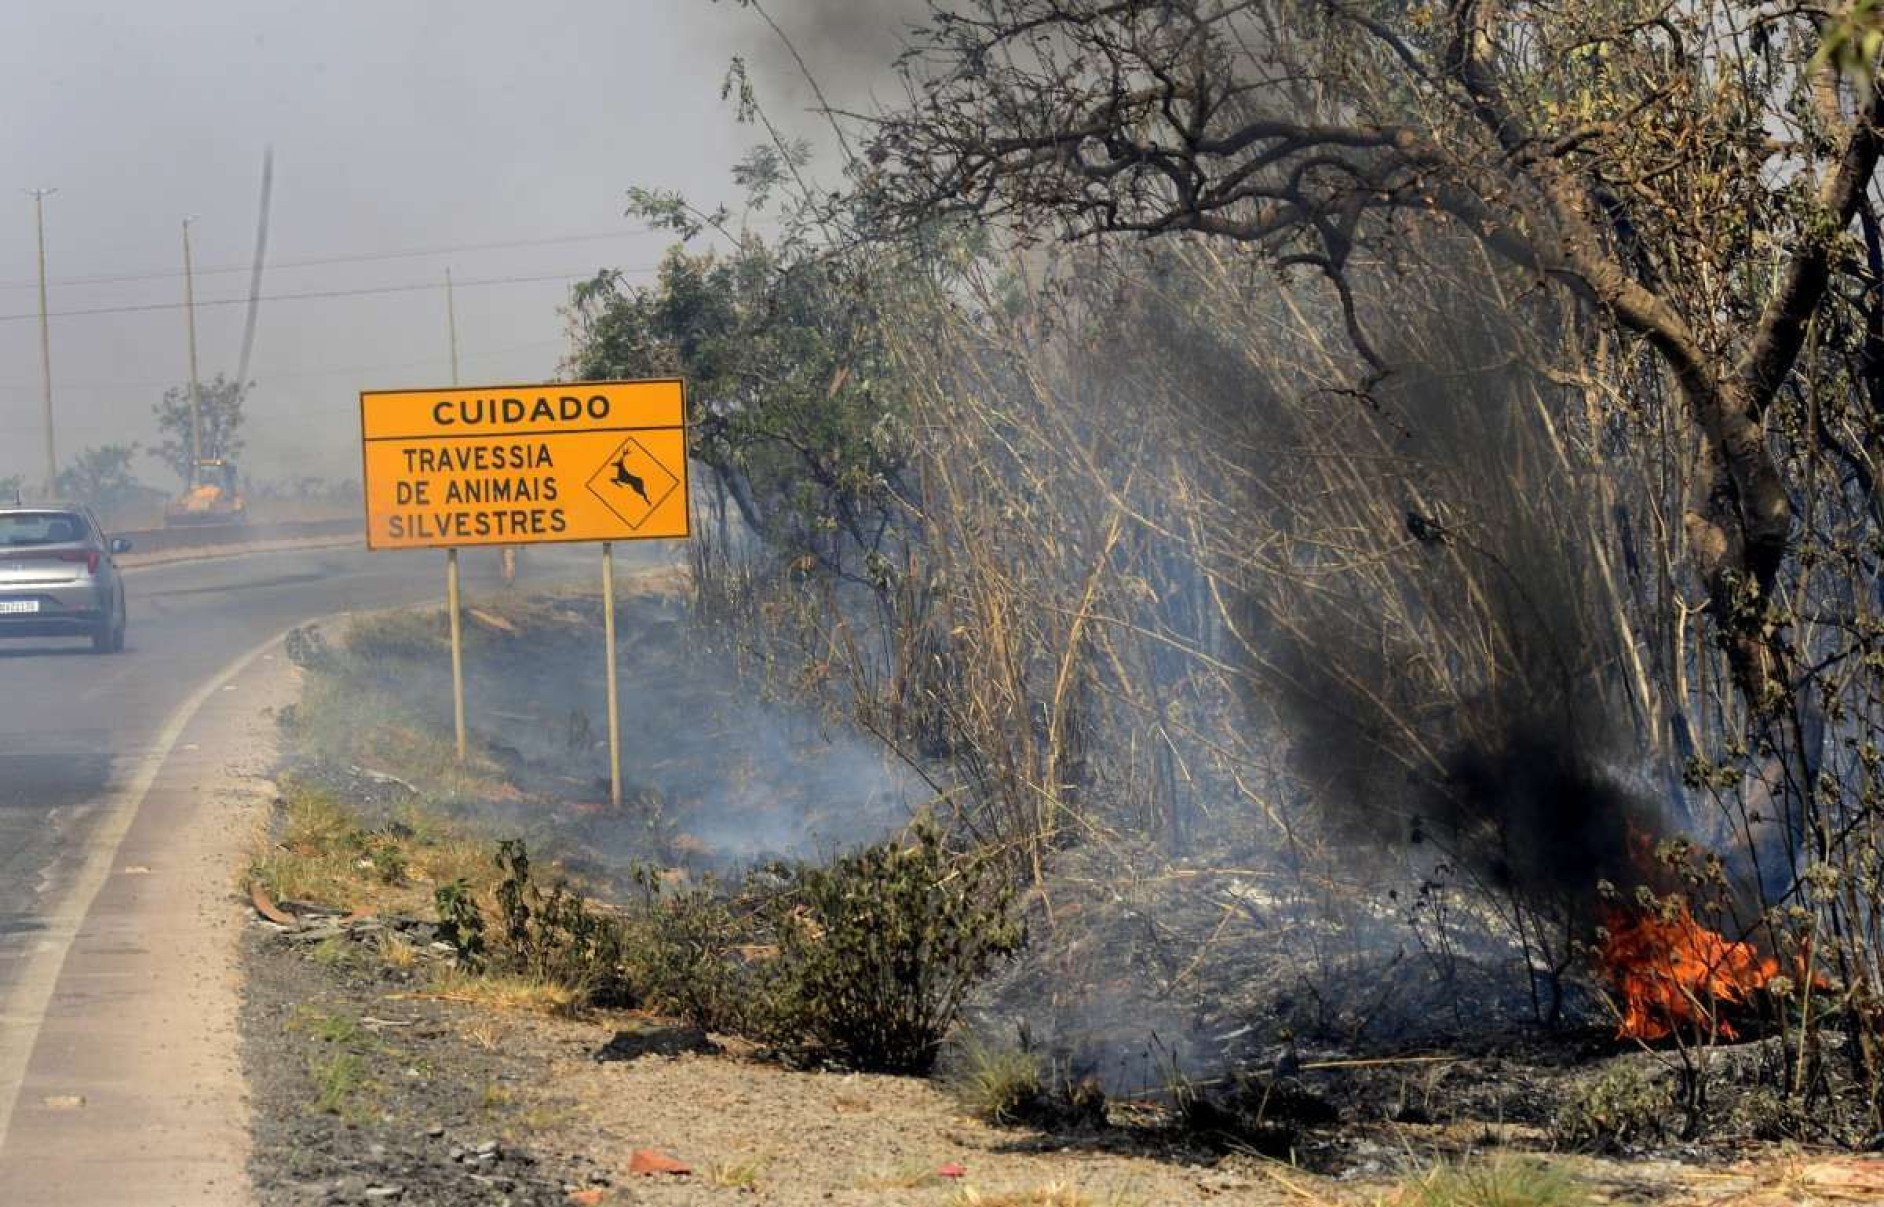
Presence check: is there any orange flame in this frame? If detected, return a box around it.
[1599,904,1778,1040]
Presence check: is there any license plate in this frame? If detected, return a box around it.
[0,600,39,614]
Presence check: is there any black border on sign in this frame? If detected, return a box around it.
[358,376,685,440]
[358,375,686,399]
[364,424,682,444]
[358,377,692,551]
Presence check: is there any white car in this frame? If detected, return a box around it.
[0,505,131,653]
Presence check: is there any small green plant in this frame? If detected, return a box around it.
[954,1039,1045,1123]
[291,1004,381,1118]
[361,833,408,885]
[435,878,487,967]
[309,1050,373,1117]
[620,868,760,1032]
[309,935,358,968]
[1401,1156,1591,1207]
[771,823,1022,1074]
[1551,1063,1675,1151]
[290,1005,374,1048]
[704,1157,766,1189]
[491,839,631,1005]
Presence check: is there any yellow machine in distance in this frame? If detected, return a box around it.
[164,458,247,526]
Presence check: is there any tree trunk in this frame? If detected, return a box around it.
[1680,379,1792,716]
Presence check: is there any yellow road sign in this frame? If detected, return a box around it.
[360,379,689,549]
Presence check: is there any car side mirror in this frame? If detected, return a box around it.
[109,537,132,554]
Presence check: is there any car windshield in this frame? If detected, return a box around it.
[0,512,88,547]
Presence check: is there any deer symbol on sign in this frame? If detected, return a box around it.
[610,452,650,505]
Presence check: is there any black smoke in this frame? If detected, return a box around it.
[1143,249,1677,923]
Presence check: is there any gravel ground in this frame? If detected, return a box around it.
[237,911,1338,1206]
[235,894,1884,1207]
[241,922,612,1206]
[231,806,1880,1206]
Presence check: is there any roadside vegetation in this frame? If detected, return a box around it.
[242,0,1884,1195]
[263,618,1021,1074]
[543,0,1884,1157]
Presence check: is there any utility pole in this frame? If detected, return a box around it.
[445,267,461,387]
[182,217,203,470]
[26,189,56,496]
[443,265,468,759]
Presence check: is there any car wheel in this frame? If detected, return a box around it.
[93,607,125,654]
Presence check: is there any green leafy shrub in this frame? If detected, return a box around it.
[770,823,1021,1074]
[620,868,768,1034]
[434,878,486,968]
[491,839,632,1005]
[1551,1063,1675,1151]
[422,828,1021,1069]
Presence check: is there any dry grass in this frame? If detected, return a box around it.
[398,829,494,892]
[246,778,511,935]
[246,780,382,909]
[1392,1156,1592,1207]
[458,1018,507,1051]
[378,932,421,970]
[854,1160,949,1191]
[421,968,583,1017]
[246,779,454,916]
[703,1156,768,1189]
[512,1102,580,1132]
[292,645,515,804]
[952,1040,1045,1123]
[251,771,602,1029]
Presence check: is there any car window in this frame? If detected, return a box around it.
[0,512,89,546]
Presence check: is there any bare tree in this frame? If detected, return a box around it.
[868,0,1884,720]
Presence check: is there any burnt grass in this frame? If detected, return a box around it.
[256,586,1872,1191]
[289,588,914,883]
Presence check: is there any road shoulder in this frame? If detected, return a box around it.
[0,640,297,1205]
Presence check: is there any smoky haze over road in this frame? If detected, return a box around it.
[0,0,911,490]
[0,542,665,1202]
[0,545,614,1001]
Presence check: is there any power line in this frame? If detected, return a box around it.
[0,266,648,324]
[0,227,662,292]
[0,336,567,392]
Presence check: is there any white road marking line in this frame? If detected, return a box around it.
[0,628,291,1149]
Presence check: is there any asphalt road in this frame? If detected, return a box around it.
[0,542,649,1197]
[0,547,487,961]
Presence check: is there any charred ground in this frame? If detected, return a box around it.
[237,585,1884,1206]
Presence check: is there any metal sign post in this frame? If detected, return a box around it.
[357,378,689,781]
[443,279,465,761]
[446,547,467,761]
[602,542,622,809]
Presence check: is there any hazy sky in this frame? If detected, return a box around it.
[0,1,910,489]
